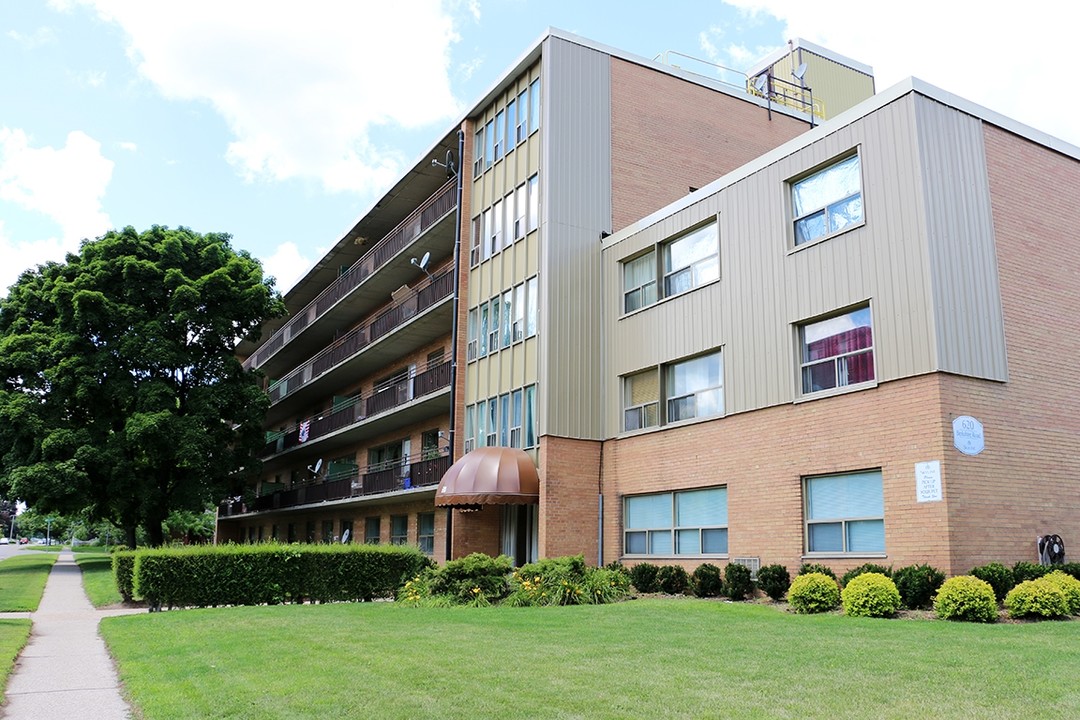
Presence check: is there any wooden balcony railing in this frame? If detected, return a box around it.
[219,455,451,517]
[246,179,457,371]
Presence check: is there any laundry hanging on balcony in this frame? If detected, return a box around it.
[298,420,311,443]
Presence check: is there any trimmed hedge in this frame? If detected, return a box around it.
[656,565,690,595]
[629,563,660,593]
[1005,578,1069,619]
[787,572,840,614]
[934,575,998,623]
[691,563,724,598]
[892,564,945,610]
[131,543,430,609]
[112,551,136,602]
[841,573,901,618]
[969,562,1014,602]
[724,563,754,601]
[1043,570,1080,615]
[757,564,791,602]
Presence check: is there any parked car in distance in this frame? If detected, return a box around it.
[0,537,9,544]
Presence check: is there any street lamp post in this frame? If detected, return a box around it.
[46,517,52,546]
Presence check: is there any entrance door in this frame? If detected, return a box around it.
[501,504,539,567]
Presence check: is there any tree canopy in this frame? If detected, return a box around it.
[0,226,285,546]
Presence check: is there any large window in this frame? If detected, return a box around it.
[666,352,723,423]
[390,515,408,546]
[624,487,728,556]
[417,513,435,555]
[800,306,874,394]
[663,222,719,297]
[792,153,863,246]
[623,251,657,313]
[623,369,659,431]
[805,471,884,554]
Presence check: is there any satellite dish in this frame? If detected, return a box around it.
[308,458,323,477]
[410,252,431,271]
[753,75,768,93]
[793,62,807,81]
[341,529,351,544]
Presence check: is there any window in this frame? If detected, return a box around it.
[464,405,476,453]
[800,306,874,394]
[506,99,517,151]
[487,398,497,447]
[467,308,478,360]
[666,352,723,423]
[365,516,380,544]
[512,283,525,341]
[525,276,538,338]
[488,297,500,352]
[527,175,539,232]
[792,153,863,246]
[473,126,484,176]
[390,515,408,545]
[805,471,884,554]
[529,78,540,134]
[514,184,526,240]
[491,200,503,256]
[476,401,487,448]
[623,369,659,431]
[340,519,353,544]
[479,304,489,357]
[470,215,481,266]
[516,87,528,143]
[510,389,523,447]
[501,290,512,348]
[624,487,727,556]
[418,513,435,554]
[663,222,718,297]
[623,251,657,313]
[322,520,334,544]
[499,393,510,446]
[484,119,494,170]
[524,385,537,448]
[493,109,505,161]
[306,521,316,543]
[481,207,492,261]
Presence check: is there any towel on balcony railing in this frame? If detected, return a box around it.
[298,420,311,443]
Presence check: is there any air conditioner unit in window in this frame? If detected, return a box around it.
[731,557,761,581]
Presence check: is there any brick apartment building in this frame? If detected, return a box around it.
[218,29,1077,577]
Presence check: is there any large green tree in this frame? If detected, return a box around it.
[0,226,284,546]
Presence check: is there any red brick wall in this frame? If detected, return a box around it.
[539,436,601,564]
[609,58,808,232]
[449,505,502,559]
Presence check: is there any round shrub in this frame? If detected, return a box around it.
[656,565,690,595]
[1038,571,1080,615]
[840,563,892,588]
[629,563,660,593]
[841,572,901,618]
[787,572,840,614]
[724,562,754,600]
[1012,561,1051,584]
[692,563,724,597]
[892,564,945,610]
[757,564,791,602]
[934,575,998,622]
[798,563,837,581]
[969,562,1014,602]
[1005,578,1069,619]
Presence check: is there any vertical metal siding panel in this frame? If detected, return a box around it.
[539,38,612,440]
[915,96,1007,381]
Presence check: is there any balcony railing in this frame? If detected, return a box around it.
[246,179,457,371]
[218,454,451,516]
[261,359,451,458]
[267,269,453,406]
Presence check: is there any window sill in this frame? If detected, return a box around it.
[787,219,865,255]
[619,276,721,321]
[622,554,729,561]
[615,411,724,440]
[794,379,877,404]
[801,553,887,560]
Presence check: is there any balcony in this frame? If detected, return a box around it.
[265,269,453,424]
[246,179,457,377]
[261,359,451,464]
[218,454,451,517]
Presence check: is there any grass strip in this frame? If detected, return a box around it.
[101,598,1080,720]
[0,553,57,612]
[0,619,32,703]
[74,551,123,608]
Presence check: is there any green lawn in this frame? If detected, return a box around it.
[74,551,123,607]
[0,619,32,702]
[101,599,1080,720]
[0,553,57,611]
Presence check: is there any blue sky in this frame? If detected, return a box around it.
[2,1,1078,295]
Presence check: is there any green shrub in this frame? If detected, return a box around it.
[1005,578,1069,619]
[968,562,1014,602]
[934,576,998,622]
[841,572,901,618]
[1041,570,1080,615]
[112,551,136,602]
[603,560,631,580]
[656,565,690,595]
[798,563,837,581]
[840,563,892,588]
[724,563,754,601]
[505,556,628,607]
[787,572,840,614]
[691,563,724,597]
[629,563,660,593]
[1012,561,1051,584]
[430,553,513,604]
[892,564,945,610]
[582,567,632,605]
[1058,563,1080,582]
[756,564,791,602]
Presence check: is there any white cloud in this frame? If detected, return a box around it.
[261,241,317,294]
[6,27,57,49]
[75,0,464,195]
[723,0,1080,148]
[77,69,106,87]
[116,140,137,152]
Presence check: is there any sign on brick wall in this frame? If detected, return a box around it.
[915,460,942,503]
[952,415,985,455]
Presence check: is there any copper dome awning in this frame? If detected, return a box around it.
[435,447,540,507]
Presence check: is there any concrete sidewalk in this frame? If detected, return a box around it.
[2,552,142,719]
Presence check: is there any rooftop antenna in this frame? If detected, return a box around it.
[754,74,772,121]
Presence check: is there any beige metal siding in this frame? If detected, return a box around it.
[538,37,613,440]
[915,96,1008,381]
[603,92,944,436]
[796,49,875,118]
